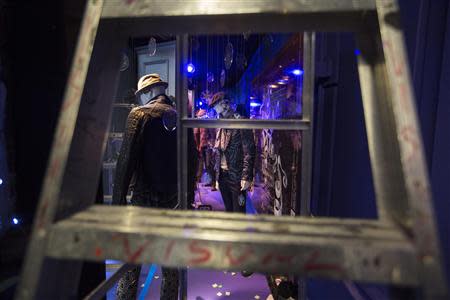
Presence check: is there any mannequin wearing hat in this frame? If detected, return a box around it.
[209,92,255,213]
[113,73,182,300]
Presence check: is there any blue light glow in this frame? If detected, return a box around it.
[355,49,361,56]
[0,178,2,185]
[12,217,19,225]
[250,102,261,107]
[199,101,203,106]
[292,69,304,76]
[186,63,196,74]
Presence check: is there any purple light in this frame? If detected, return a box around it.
[186,63,196,73]
[250,101,261,107]
[199,101,203,106]
[12,217,19,225]
[292,69,303,76]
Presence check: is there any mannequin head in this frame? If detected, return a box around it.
[135,73,168,105]
[138,85,167,105]
[210,92,233,118]
[213,99,231,117]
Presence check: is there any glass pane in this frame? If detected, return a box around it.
[186,34,303,120]
[193,128,302,216]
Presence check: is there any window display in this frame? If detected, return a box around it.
[102,32,305,299]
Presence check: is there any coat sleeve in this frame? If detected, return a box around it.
[241,128,256,181]
[112,107,144,205]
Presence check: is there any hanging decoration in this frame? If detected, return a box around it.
[119,52,130,72]
[147,37,157,56]
[220,69,226,87]
[224,39,234,70]
[207,71,215,83]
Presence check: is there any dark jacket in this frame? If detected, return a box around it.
[215,114,256,183]
[112,94,196,206]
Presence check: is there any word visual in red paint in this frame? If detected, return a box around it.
[225,245,254,266]
[95,247,103,257]
[188,241,211,265]
[303,250,344,274]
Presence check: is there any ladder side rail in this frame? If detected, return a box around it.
[40,22,126,299]
[355,27,407,223]
[375,0,447,297]
[15,1,104,299]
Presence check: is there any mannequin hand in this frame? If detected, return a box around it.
[240,180,251,191]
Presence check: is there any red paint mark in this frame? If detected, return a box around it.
[164,240,176,261]
[304,251,344,273]
[113,234,152,264]
[61,75,83,112]
[95,247,103,257]
[385,40,404,76]
[188,241,211,265]
[225,245,254,266]
[48,159,62,179]
[400,126,420,162]
[55,124,68,148]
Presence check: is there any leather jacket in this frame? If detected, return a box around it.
[112,94,196,206]
[215,113,256,183]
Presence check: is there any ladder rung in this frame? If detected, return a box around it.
[182,118,310,130]
[101,0,376,19]
[46,205,418,286]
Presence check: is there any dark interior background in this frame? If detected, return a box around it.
[0,0,449,298]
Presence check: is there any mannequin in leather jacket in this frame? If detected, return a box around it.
[210,92,255,213]
[112,74,196,300]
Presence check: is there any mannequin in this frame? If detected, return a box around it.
[138,85,167,106]
[209,92,255,213]
[113,73,180,300]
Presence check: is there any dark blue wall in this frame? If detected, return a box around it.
[309,1,450,298]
